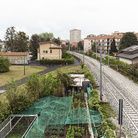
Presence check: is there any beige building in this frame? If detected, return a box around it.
[84,32,138,53]
[84,34,122,53]
[37,41,62,60]
[70,29,81,44]
[0,52,29,64]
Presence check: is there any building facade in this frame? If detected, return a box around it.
[84,32,138,53]
[70,29,81,44]
[37,41,62,60]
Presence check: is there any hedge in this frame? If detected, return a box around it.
[0,56,10,73]
[40,57,74,65]
[84,52,138,83]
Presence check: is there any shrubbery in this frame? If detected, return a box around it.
[40,52,74,65]
[83,52,138,83]
[0,71,71,124]
[0,56,10,72]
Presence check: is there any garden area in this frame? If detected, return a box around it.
[0,63,118,138]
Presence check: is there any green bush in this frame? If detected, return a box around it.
[5,79,32,114]
[0,56,10,72]
[40,52,74,65]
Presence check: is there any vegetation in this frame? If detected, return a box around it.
[110,38,118,55]
[4,26,29,52]
[40,32,54,42]
[0,56,10,73]
[83,51,138,83]
[119,32,138,52]
[88,89,100,110]
[40,52,74,65]
[0,66,74,124]
[29,34,41,59]
[77,41,83,50]
[91,43,96,52]
[0,66,46,87]
[88,89,116,137]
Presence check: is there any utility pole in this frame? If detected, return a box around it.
[108,46,109,65]
[24,52,25,75]
[83,45,84,63]
[96,45,97,59]
[100,44,102,100]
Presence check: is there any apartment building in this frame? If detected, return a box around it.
[70,29,81,44]
[84,32,138,53]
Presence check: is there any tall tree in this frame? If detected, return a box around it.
[14,31,29,52]
[29,34,41,59]
[119,32,137,52]
[77,41,83,50]
[52,37,61,45]
[40,32,54,42]
[5,26,16,51]
[91,43,96,52]
[110,38,118,55]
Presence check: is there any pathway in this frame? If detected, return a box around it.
[0,57,81,93]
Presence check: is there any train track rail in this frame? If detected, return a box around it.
[70,52,138,137]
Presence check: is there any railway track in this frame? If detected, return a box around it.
[70,52,138,137]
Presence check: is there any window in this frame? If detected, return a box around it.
[42,57,44,59]
[50,50,52,53]
[46,50,48,53]
[43,50,45,53]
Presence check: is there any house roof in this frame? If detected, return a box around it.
[117,53,138,60]
[0,52,28,56]
[39,41,62,49]
[85,34,123,40]
[122,45,138,53]
[70,29,81,31]
[85,33,138,40]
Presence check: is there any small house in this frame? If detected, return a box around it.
[116,45,138,64]
[37,41,62,60]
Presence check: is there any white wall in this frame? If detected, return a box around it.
[119,57,132,64]
[84,39,91,52]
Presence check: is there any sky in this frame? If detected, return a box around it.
[0,0,138,40]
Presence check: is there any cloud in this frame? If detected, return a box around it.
[0,0,138,40]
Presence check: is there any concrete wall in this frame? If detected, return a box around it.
[132,58,138,64]
[119,57,132,64]
[38,43,62,60]
[1,55,29,64]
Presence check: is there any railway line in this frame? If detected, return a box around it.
[70,51,138,137]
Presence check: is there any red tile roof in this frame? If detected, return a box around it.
[85,33,138,40]
[39,41,61,47]
[85,34,123,40]
[0,52,28,56]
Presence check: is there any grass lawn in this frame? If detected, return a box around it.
[48,65,81,76]
[0,65,46,87]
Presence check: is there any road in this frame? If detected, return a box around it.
[69,51,138,138]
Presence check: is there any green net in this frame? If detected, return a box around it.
[66,108,102,124]
[13,95,102,138]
